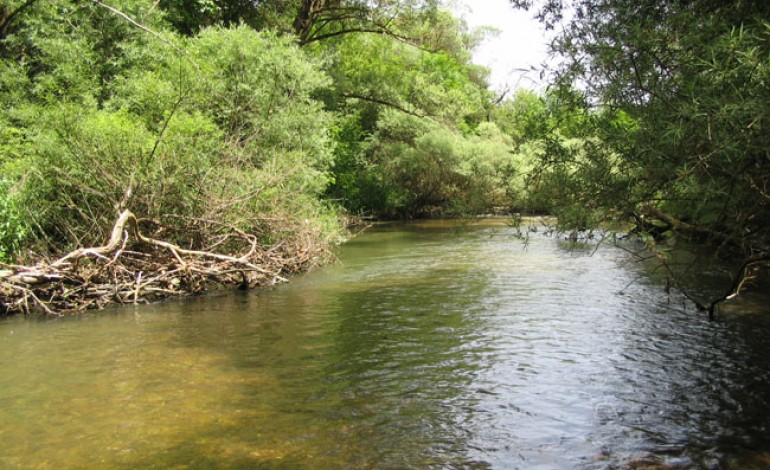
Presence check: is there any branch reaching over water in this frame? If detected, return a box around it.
[636,206,769,319]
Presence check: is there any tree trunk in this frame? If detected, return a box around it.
[294,0,326,43]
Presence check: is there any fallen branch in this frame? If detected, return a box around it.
[0,210,321,315]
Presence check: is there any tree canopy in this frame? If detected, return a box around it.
[510,0,770,309]
[0,0,513,271]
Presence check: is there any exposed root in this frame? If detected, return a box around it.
[0,210,327,315]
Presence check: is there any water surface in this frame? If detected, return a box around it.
[2,220,770,469]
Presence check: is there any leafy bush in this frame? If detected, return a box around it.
[355,112,518,217]
[10,23,344,252]
[0,178,26,262]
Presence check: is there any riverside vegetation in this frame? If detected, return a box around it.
[0,0,768,314]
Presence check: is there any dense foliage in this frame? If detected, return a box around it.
[511,0,770,261]
[0,1,346,263]
[499,0,770,312]
[0,0,541,269]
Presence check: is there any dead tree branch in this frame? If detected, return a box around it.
[0,210,323,315]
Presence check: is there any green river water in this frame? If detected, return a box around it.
[1,220,770,469]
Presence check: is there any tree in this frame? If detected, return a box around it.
[315,6,500,217]
[0,0,343,257]
[511,0,770,312]
[158,0,297,35]
[0,0,38,42]
[156,0,439,46]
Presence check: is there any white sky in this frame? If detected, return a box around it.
[450,0,552,92]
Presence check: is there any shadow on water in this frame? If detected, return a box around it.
[581,299,770,469]
[537,233,770,468]
[1,221,770,469]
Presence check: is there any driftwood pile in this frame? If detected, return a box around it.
[0,210,324,315]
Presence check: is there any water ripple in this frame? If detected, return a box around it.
[1,221,770,469]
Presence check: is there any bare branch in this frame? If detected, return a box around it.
[0,209,331,315]
[90,0,194,65]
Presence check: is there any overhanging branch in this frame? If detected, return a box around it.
[0,0,37,40]
[341,92,425,118]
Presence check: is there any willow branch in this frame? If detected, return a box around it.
[0,0,37,38]
[341,92,425,118]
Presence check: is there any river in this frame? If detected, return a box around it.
[1,220,769,469]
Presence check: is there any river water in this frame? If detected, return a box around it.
[1,220,770,469]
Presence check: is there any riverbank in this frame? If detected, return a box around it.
[0,212,521,316]
[5,211,764,317]
[0,210,336,316]
[0,214,528,316]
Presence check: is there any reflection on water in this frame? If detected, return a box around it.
[1,220,770,469]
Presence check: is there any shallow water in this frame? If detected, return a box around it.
[2,220,770,469]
